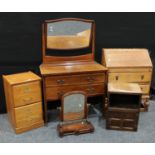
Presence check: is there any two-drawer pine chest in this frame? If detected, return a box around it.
[102,48,153,111]
[3,71,44,133]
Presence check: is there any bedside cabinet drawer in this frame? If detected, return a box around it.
[45,73,105,86]
[13,81,42,107]
[109,72,152,83]
[46,84,105,100]
[14,102,43,129]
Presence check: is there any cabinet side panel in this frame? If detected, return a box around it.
[3,77,16,127]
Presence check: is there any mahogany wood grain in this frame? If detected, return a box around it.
[46,83,105,100]
[40,18,107,124]
[45,73,105,86]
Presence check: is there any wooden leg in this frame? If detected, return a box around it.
[42,78,48,125]
[103,97,108,117]
[143,98,150,112]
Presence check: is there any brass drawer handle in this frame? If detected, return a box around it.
[115,76,119,81]
[57,79,65,84]
[23,97,32,102]
[23,88,31,93]
[87,76,95,82]
[141,75,144,80]
[87,87,95,93]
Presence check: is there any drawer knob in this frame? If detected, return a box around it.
[57,79,65,85]
[23,97,32,102]
[115,76,119,81]
[24,88,31,93]
[141,75,144,80]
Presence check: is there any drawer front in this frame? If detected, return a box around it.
[45,73,105,86]
[139,84,150,94]
[13,81,42,107]
[46,84,105,100]
[108,72,151,83]
[14,102,43,128]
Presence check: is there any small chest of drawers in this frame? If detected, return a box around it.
[102,48,153,111]
[3,71,44,134]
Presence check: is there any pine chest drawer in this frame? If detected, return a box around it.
[13,81,42,107]
[3,71,44,134]
[14,102,43,130]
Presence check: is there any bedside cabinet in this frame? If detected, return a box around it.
[3,71,44,134]
[102,48,153,111]
[106,83,142,131]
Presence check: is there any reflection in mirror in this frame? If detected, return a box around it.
[63,93,85,121]
[47,21,92,50]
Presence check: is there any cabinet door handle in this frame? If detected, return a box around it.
[115,76,119,81]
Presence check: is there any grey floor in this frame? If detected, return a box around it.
[0,101,155,143]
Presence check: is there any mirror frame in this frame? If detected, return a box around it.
[42,18,95,64]
[61,91,87,122]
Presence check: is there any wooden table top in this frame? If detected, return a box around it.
[40,61,107,76]
[3,71,41,85]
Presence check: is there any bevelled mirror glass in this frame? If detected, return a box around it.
[63,93,85,121]
[46,20,92,50]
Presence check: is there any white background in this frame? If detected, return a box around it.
[0,0,155,153]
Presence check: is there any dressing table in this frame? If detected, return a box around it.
[39,18,107,123]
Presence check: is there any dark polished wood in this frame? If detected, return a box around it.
[57,120,94,137]
[106,83,142,131]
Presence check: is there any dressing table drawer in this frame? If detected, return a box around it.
[108,72,151,83]
[14,102,43,129]
[46,84,105,100]
[13,81,42,107]
[45,73,105,86]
